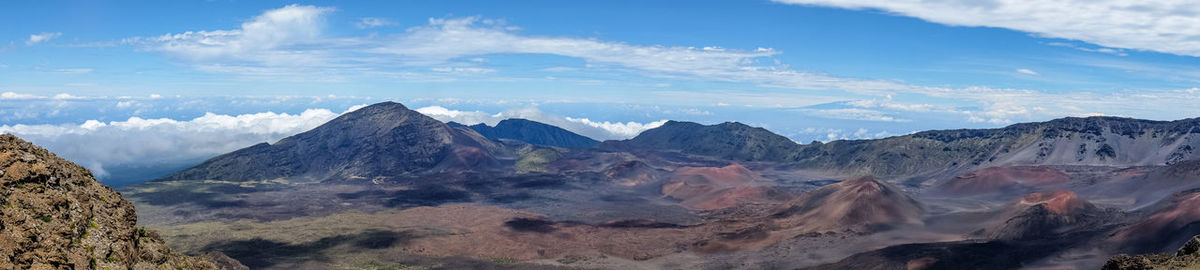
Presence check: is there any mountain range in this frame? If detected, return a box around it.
[13,101,1200,269]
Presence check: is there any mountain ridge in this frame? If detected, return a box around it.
[609,120,801,161]
[159,102,1200,187]
[159,101,507,182]
[468,118,599,148]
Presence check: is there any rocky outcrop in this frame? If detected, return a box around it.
[0,134,221,269]
[1104,235,1200,270]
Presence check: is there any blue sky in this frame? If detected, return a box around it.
[4,0,1200,180]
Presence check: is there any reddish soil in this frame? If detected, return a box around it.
[661,163,773,210]
[373,204,759,261]
[773,177,924,233]
[1114,192,1200,246]
[1019,190,1088,215]
[941,167,1069,195]
[602,160,660,187]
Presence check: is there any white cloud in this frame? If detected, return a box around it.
[126,4,334,65]
[773,0,1200,57]
[541,66,578,72]
[0,107,348,178]
[845,99,933,112]
[117,5,1200,125]
[415,105,486,119]
[563,117,668,138]
[149,94,163,99]
[1046,42,1129,56]
[55,68,92,74]
[431,67,496,74]
[356,17,396,28]
[27,32,61,45]
[802,108,911,122]
[373,17,782,76]
[0,92,43,100]
[416,105,666,140]
[797,127,895,142]
[1015,68,1039,76]
[52,93,85,100]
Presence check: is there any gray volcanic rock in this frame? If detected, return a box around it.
[605,117,1200,181]
[793,116,1200,179]
[159,102,506,182]
[0,134,221,269]
[615,120,801,161]
[469,118,599,148]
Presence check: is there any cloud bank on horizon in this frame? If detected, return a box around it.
[414,105,668,140]
[0,99,669,179]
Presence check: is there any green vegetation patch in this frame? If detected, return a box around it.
[490,257,518,265]
[515,149,561,173]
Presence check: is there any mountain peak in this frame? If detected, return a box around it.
[1018,190,1089,215]
[773,176,924,232]
[621,120,799,161]
[469,118,598,148]
[160,101,502,182]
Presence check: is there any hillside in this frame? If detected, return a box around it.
[468,118,599,148]
[159,102,508,182]
[614,120,801,161]
[988,190,1105,241]
[793,116,1200,179]
[132,105,1200,269]
[771,176,924,232]
[0,134,224,269]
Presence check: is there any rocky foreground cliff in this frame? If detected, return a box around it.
[1104,235,1200,269]
[0,134,225,269]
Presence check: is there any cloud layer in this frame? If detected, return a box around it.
[117,4,1199,125]
[775,0,1200,57]
[414,105,666,140]
[0,108,347,178]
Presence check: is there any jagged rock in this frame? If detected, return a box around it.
[0,134,228,269]
[1178,236,1200,256]
[1103,235,1200,270]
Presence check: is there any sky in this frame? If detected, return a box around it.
[4,0,1200,182]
